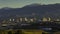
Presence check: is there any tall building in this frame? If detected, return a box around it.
[13,19,15,21]
[9,18,15,21]
[9,19,12,21]
[24,17,28,22]
[48,17,51,21]
[30,19,34,22]
[42,17,48,21]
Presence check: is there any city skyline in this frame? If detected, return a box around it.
[0,0,60,8]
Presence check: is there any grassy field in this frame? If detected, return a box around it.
[0,29,60,34]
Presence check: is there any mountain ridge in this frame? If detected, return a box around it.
[0,3,60,20]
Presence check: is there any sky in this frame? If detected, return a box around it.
[0,0,60,8]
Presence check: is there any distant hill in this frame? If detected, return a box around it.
[0,3,60,20]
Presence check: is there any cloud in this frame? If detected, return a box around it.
[0,0,60,8]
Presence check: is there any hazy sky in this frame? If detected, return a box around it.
[0,0,60,8]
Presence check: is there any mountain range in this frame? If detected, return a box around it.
[0,3,60,20]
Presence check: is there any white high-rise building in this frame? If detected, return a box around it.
[48,17,51,21]
[13,19,15,21]
[9,19,12,21]
[9,19,15,21]
[30,19,34,22]
[25,17,28,21]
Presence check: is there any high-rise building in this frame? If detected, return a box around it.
[9,18,15,21]
[9,19,12,21]
[24,17,28,21]
[48,17,51,21]
[30,19,34,22]
[13,19,15,21]
[42,17,48,21]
